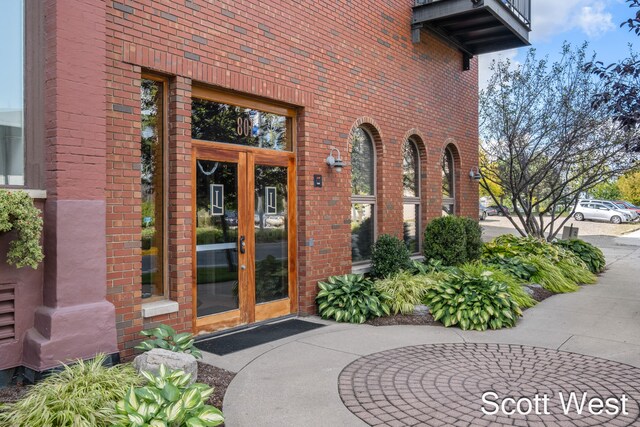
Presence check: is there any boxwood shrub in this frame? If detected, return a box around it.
[423,216,482,266]
[370,234,411,278]
[423,216,467,266]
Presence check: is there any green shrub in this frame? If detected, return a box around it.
[0,190,44,269]
[483,235,596,288]
[423,216,467,266]
[136,324,202,359]
[483,235,564,262]
[373,271,435,314]
[527,255,580,293]
[0,354,141,427]
[458,262,536,309]
[461,217,483,262]
[554,239,606,273]
[482,255,538,282]
[370,234,411,278]
[316,274,390,323]
[112,364,224,427]
[423,272,522,331]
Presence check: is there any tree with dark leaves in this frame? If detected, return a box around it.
[587,0,640,150]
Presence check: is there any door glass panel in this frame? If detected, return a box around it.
[196,160,239,317]
[254,165,288,303]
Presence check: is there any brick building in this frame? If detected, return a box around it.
[0,0,530,374]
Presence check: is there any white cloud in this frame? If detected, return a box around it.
[576,4,616,38]
[530,0,615,41]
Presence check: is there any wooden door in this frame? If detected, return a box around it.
[193,143,296,334]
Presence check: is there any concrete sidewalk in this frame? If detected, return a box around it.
[204,238,640,426]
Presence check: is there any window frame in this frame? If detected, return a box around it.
[140,73,169,301]
[350,127,377,267]
[402,138,421,254]
[191,86,295,152]
[442,146,456,216]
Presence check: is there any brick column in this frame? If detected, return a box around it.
[23,0,118,370]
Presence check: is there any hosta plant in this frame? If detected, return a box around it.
[482,255,538,282]
[0,354,141,427]
[554,239,606,274]
[458,262,536,309]
[423,272,522,331]
[112,364,224,427]
[374,271,436,315]
[316,274,390,323]
[483,234,564,263]
[136,324,202,359]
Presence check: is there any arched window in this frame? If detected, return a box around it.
[351,128,376,263]
[442,146,455,215]
[402,139,420,253]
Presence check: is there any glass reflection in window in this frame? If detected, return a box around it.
[0,0,24,186]
[191,98,290,151]
[141,79,164,298]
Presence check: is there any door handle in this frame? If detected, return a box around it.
[239,235,246,254]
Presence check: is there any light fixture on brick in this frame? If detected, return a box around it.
[469,166,482,180]
[326,147,345,173]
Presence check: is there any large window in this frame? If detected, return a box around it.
[351,128,376,263]
[403,139,420,253]
[0,0,24,186]
[141,78,165,299]
[442,146,455,215]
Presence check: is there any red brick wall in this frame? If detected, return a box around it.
[105,0,479,354]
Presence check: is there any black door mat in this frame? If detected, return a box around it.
[195,319,325,356]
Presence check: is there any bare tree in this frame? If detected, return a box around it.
[480,44,639,241]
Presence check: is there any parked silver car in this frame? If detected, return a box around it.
[583,199,639,221]
[574,201,632,224]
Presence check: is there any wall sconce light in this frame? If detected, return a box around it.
[469,166,482,180]
[326,147,345,173]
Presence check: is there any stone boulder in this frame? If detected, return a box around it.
[133,348,197,384]
[414,304,431,316]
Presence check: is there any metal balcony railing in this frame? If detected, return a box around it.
[415,0,531,29]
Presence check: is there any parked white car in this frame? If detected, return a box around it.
[574,201,632,224]
[582,199,639,221]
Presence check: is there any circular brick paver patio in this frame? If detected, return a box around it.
[338,343,640,427]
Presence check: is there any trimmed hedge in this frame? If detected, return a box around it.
[370,234,411,278]
[423,216,482,266]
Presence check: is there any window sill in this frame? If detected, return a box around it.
[410,254,424,261]
[0,188,47,199]
[142,300,179,318]
[351,263,372,275]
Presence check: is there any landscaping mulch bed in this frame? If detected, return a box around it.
[0,362,235,413]
[0,382,28,404]
[197,362,235,410]
[366,313,440,327]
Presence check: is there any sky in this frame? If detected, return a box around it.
[478,0,639,89]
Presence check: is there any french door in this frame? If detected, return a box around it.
[192,142,296,333]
